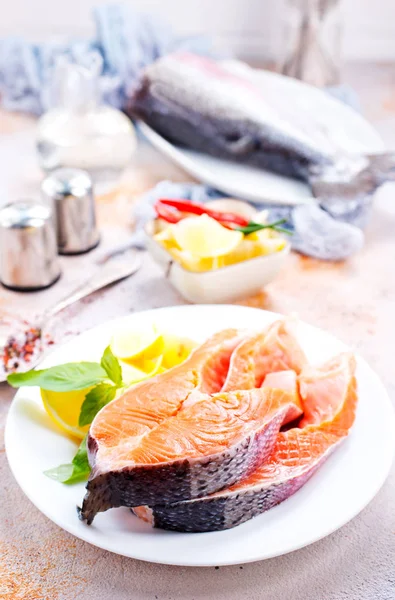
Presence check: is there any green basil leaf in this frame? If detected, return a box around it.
[44,436,90,484]
[78,383,117,427]
[72,435,90,470]
[7,362,108,391]
[100,345,123,386]
[44,463,75,482]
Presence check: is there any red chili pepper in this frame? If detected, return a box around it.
[155,198,249,228]
[159,198,207,217]
[154,200,183,224]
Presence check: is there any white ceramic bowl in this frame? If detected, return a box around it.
[145,221,290,304]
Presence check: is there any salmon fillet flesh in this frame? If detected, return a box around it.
[133,353,357,532]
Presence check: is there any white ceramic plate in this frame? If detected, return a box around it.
[5,305,395,566]
[138,61,384,206]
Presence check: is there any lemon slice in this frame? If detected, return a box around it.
[128,355,164,377]
[260,238,286,254]
[41,388,93,440]
[172,215,243,258]
[154,226,180,249]
[110,325,164,364]
[247,229,286,254]
[121,363,151,387]
[162,333,198,368]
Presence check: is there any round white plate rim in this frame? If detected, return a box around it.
[137,64,384,207]
[5,305,395,567]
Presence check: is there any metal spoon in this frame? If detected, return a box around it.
[0,251,142,381]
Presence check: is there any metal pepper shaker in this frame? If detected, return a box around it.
[0,200,61,291]
[41,168,100,255]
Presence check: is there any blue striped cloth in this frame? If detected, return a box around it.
[0,4,210,115]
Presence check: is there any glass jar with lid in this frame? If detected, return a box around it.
[36,52,137,190]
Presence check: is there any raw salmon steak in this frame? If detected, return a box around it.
[79,320,306,524]
[133,353,357,532]
[81,385,302,523]
[79,328,242,523]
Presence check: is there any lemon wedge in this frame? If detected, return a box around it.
[247,229,286,254]
[154,226,179,251]
[162,333,198,369]
[172,215,243,259]
[41,388,93,440]
[127,355,164,377]
[120,363,151,387]
[110,325,164,364]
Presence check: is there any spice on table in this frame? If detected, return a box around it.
[1,325,53,375]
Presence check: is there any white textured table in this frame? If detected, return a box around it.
[1,63,395,600]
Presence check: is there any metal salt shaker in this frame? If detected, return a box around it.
[0,200,61,291]
[41,168,100,255]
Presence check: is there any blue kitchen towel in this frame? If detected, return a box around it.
[0,4,210,115]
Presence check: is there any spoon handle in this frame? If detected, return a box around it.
[43,253,142,322]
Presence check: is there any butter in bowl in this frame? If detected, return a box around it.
[145,198,291,304]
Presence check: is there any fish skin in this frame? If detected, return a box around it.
[128,53,332,181]
[133,434,340,533]
[133,353,357,532]
[80,388,302,524]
